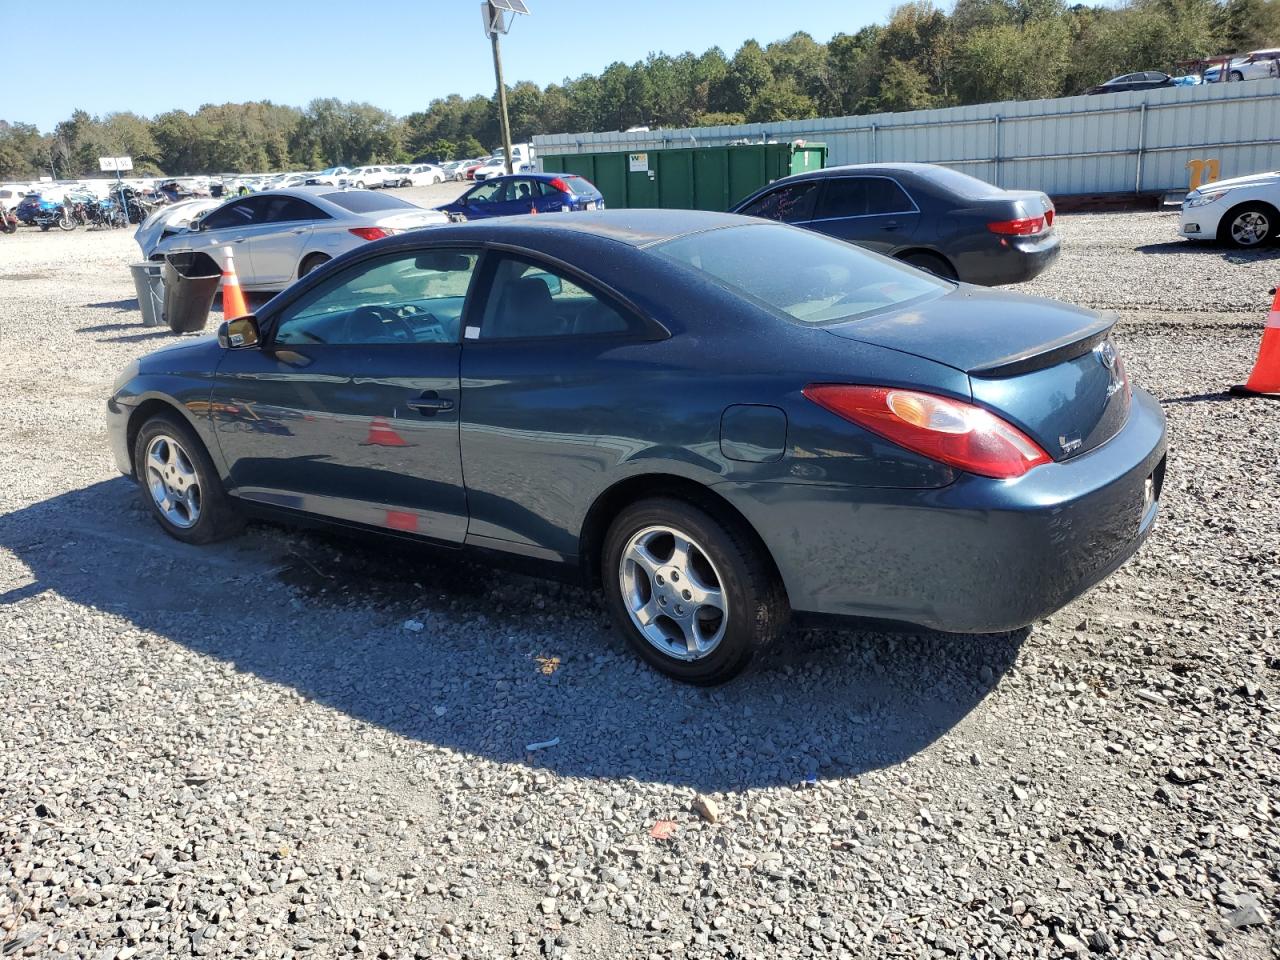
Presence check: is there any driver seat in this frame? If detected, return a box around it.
[490,277,561,338]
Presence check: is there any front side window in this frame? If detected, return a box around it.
[655,223,947,327]
[478,257,633,340]
[739,181,819,223]
[201,199,258,230]
[465,181,505,204]
[274,249,478,346]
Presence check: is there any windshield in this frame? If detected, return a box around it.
[654,223,947,326]
[321,191,417,213]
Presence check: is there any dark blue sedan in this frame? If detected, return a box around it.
[106,211,1166,684]
[436,173,604,220]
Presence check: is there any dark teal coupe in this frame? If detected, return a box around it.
[107,211,1166,684]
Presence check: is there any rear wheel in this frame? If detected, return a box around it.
[602,497,787,685]
[133,412,243,544]
[899,250,958,280]
[1219,202,1276,248]
[299,252,331,278]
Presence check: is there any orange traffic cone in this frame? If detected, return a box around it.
[220,245,249,320]
[361,417,410,447]
[1228,287,1280,397]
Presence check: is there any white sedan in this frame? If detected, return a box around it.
[148,187,449,292]
[473,159,534,181]
[385,164,445,187]
[339,166,395,189]
[1180,169,1280,248]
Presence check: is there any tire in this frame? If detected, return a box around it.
[433,175,442,184]
[355,181,366,190]
[133,412,243,545]
[601,497,788,685]
[899,250,958,280]
[39,223,50,231]
[1218,202,1277,248]
[1229,70,1244,81]
[299,252,331,278]
[58,214,76,231]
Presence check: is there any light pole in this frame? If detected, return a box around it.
[482,0,530,175]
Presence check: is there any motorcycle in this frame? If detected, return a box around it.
[31,197,76,232]
[1,206,17,234]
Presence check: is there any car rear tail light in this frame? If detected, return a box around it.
[802,384,1052,479]
[549,177,571,195]
[987,216,1046,236]
[348,226,396,241]
[1044,206,1055,227]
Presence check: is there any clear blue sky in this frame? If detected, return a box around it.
[1,0,904,132]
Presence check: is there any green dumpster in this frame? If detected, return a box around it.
[542,141,826,212]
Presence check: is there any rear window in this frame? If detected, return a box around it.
[559,176,598,196]
[654,223,947,326]
[321,191,418,213]
[915,165,1005,200]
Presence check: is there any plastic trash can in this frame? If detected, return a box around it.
[162,252,222,334]
[129,262,166,328]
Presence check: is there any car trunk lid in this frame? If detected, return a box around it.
[824,287,1129,461]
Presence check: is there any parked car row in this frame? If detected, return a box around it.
[1085,46,1279,94]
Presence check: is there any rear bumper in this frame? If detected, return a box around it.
[717,387,1167,633]
[955,230,1061,285]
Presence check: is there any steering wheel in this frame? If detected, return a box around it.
[344,305,416,343]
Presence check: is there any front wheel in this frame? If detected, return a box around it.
[1229,70,1244,81]
[133,412,243,544]
[1220,202,1276,248]
[602,497,787,684]
[58,213,76,231]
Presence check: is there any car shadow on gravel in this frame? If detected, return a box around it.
[0,480,1024,791]
[83,298,140,312]
[1135,240,1280,264]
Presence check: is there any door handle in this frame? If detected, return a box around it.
[882,221,899,231]
[232,236,247,243]
[291,227,306,234]
[407,392,454,416]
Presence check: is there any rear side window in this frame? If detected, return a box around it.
[321,191,417,213]
[815,177,913,218]
[739,181,819,223]
[655,223,946,326]
[478,256,634,340]
[257,196,330,223]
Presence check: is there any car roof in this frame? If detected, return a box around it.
[380,208,750,248]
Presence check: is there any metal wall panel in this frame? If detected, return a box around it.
[535,79,1280,196]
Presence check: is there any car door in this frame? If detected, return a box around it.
[808,176,920,253]
[458,252,656,560]
[210,246,478,542]
[247,195,331,285]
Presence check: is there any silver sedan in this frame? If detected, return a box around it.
[150,187,449,292]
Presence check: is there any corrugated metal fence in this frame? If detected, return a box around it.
[534,79,1280,196]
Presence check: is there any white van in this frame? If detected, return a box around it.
[0,183,31,210]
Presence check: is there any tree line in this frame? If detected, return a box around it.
[0,0,1273,180]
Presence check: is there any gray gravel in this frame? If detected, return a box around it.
[2,209,1278,959]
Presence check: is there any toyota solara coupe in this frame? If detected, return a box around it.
[107,211,1166,684]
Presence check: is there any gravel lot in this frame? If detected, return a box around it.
[1,208,1277,960]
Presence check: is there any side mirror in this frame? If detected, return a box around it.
[218,315,260,349]
[188,217,203,232]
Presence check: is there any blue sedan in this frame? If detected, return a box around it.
[436,173,604,220]
[105,211,1166,684]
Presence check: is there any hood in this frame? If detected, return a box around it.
[134,198,221,258]
[1192,170,1280,192]
[823,285,1111,376]
[139,335,221,374]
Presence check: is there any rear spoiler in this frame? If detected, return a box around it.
[968,313,1116,378]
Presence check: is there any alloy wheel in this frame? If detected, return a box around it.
[145,434,202,529]
[1231,211,1270,246]
[619,524,728,661]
